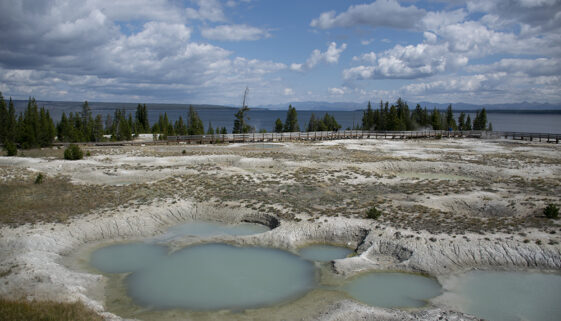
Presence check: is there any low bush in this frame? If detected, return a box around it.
[34,173,44,184]
[366,206,382,219]
[5,141,17,156]
[64,144,83,160]
[544,203,559,219]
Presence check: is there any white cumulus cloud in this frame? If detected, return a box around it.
[310,0,425,30]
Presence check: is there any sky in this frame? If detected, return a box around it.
[0,0,560,107]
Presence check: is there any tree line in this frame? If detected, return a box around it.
[1,93,492,155]
[361,98,490,131]
[0,94,230,153]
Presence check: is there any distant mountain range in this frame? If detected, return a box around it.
[258,101,561,112]
[13,99,561,114]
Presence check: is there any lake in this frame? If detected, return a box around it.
[14,100,561,134]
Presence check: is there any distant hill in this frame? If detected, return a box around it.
[13,99,561,115]
[259,101,561,112]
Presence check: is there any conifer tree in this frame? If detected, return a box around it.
[274,118,283,133]
[445,104,457,130]
[207,121,214,135]
[458,112,466,130]
[233,105,251,133]
[362,101,374,130]
[0,93,7,143]
[283,105,299,132]
[93,114,104,142]
[187,105,204,135]
[465,114,472,130]
[174,116,188,135]
[307,114,317,132]
[6,98,16,143]
[431,108,442,130]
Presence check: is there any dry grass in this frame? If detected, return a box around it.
[0,298,103,321]
[0,175,169,226]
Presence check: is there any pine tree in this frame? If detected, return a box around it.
[362,101,374,130]
[283,105,299,132]
[174,116,188,135]
[233,105,251,133]
[220,127,228,134]
[307,114,317,132]
[411,104,423,127]
[135,103,150,133]
[387,105,401,131]
[326,113,341,131]
[6,98,16,143]
[0,93,7,143]
[445,104,457,130]
[93,115,104,142]
[458,112,466,130]
[274,118,283,133]
[473,108,488,130]
[207,121,214,135]
[465,114,472,130]
[395,98,411,130]
[431,108,442,130]
[187,105,204,135]
[422,107,429,127]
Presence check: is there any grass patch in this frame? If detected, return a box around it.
[0,298,103,321]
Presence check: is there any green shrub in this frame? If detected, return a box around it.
[34,173,44,184]
[366,206,382,219]
[544,204,559,219]
[182,149,186,155]
[5,141,17,156]
[86,151,91,157]
[64,144,83,160]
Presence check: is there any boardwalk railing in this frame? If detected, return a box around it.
[46,130,559,147]
[167,130,559,144]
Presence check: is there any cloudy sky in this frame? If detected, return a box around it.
[0,0,560,106]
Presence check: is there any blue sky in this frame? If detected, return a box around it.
[0,0,560,107]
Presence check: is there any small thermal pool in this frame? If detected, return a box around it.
[342,272,442,308]
[298,245,353,262]
[91,243,315,311]
[447,271,561,321]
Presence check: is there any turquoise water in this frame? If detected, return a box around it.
[298,245,353,262]
[92,243,315,310]
[90,242,168,273]
[452,271,561,321]
[163,221,270,238]
[342,272,442,308]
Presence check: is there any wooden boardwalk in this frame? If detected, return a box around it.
[48,130,560,147]
[168,130,560,144]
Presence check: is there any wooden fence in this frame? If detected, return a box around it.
[167,130,560,144]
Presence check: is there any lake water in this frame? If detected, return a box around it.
[449,271,561,321]
[15,101,561,133]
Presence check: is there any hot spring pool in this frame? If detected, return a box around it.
[342,272,442,308]
[91,242,315,310]
[448,271,561,321]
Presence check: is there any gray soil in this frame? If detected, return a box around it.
[0,138,560,320]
